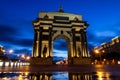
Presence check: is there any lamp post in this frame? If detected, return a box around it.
[4,49,14,60]
[21,54,25,61]
[94,49,102,64]
[21,54,30,62]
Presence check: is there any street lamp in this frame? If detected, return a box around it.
[21,54,25,62]
[26,56,30,61]
[94,49,102,64]
[21,54,30,61]
[4,49,14,60]
[21,54,25,59]
[94,49,99,54]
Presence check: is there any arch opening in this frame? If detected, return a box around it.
[52,35,69,65]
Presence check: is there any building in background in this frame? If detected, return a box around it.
[93,36,120,62]
[97,36,120,54]
[0,45,8,61]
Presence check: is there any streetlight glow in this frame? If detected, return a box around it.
[94,49,102,64]
[94,49,99,54]
[21,54,25,58]
[26,56,30,60]
[9,49,13,53]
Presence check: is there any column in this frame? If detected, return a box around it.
[83,31,88,57]
[32,29,37,57]
[81,30,88,57]
[72,29,76,57]
[49,27,52,57]
[38,27,43,57]
[77,31,82,57]
[80,29,85,57]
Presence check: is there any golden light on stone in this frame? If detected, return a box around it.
[2,50,5,53]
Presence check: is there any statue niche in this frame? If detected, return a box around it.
[43,45,47,57]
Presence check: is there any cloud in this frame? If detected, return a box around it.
[14,48,32,55]
[95,31,116,37]
[0,25,20,42]
[53,39,67,51]
[7,48,32,59]
[53,49,68,58]
[12,39,33,47]
[87,43,94,51]
[87,29,116,50]
[0,25,33,48]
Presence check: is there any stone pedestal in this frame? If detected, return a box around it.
[30,57,52,65]
[72,57,91,65]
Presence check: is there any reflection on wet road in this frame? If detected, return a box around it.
[0,71,120,80]
[0,65,120,79]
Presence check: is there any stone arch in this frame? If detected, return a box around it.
[31,10,91,65]
[52,31,72,41]
[52,32,72,55]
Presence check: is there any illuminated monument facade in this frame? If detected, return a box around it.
[31,8,91,65]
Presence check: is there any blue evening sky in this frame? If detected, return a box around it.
[0,0,120,58]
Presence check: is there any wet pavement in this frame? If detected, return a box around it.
[0,65,120,72]
[0,65,120,80]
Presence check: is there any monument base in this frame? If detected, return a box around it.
[30,57,52,65]
[30,57,91,65]
[70,57,91,65]
[74,57,91,65]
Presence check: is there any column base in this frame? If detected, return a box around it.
[30,57,52,65]
[69,57,91,65]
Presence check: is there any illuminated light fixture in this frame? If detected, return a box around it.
[11,62,14,67]
[25,72,29,76]
[5,62,9,67]
[94,49,99,54]
[21,54,25,58]
[26,56,30,60]
[9,49,13,53]
[118,61,120,64]
[0,62,3,67]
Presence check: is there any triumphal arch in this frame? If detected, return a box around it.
[31,8,91,65]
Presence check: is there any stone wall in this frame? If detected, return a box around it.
[72,57,91,65]
[30,57,91,65]
[30,57,52,65]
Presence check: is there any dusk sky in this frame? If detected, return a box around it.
[0,0,120,58]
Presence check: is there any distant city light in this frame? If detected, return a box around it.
[9,49,13,53]
[118,61,120,64]
[26,56,30,60]
[21,54,25,58]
